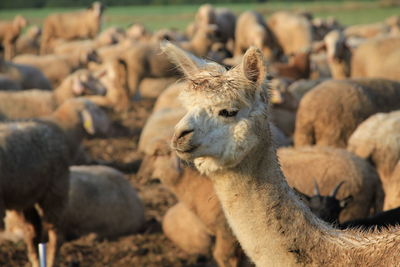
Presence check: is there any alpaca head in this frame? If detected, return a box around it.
[162,42,270,175]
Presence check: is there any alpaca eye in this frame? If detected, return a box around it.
[218,109,238,118]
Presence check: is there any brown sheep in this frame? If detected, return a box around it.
[269,51,311,80]
[139,77,178,99]
[351,36,400,81]
[13,49,100,88]
[0,15,27,60]
[150,141,243,267]
[316,33,400,81]
[0,69,106,120]
[189,4,236,45]
[267,11,313,55]
[40,2,105,54]
[344,16,399,39]
[16,25,41,55]
[347,111,400,209]
[278,146,383,222]
[294,78,400,148]
[234,11,281,61]
[53,26,125,56]
[86,58,130,112]
[383,162,400,210]
[162,202,212,256]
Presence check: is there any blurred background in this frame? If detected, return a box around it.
[1,0,399,30]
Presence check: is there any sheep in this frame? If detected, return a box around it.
[15,25,41,55]
[344,16,399,39]
[61,165,145,240]
[234,11,281,60]
[294,181,353,224]
[317,32,400,81]
[380,162,400,210]
[347,111,400,209]
[53,27,125,56]
[339,207,400,230]
[0,75,22,90]
[150,140,243,267]
[126,23,151,41]
[85,58,130,112]
[40,2,105,54]
[139,77,179,99]
[287,78,326,102]
[3,165,145,242]
[0,69,106,120]
[351,36,400,81]
[295,182,400,231]
[312,16,343,41]
[0,15,27,60]
[317,29,352,79]
[122,44,180,99]
[162,202,212,256]
[294,78,400,148]
[278,146,383,222]
[269,51,311,80]
[267,11,314,55]
[0,97,109,267]
[13,48,100,88]
[1,58,52,90]
[189,4,236,45]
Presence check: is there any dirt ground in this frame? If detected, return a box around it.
[0,98,215,267]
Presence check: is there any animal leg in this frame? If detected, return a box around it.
[20,208,42,267]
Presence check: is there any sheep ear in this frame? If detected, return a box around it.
[72,77,85,95]
[161,41,205,78]
[241,47,267,86]
[81,109,95,135]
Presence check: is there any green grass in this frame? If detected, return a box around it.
[1,1,399,31]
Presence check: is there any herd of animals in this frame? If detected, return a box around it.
[1,1,400,266]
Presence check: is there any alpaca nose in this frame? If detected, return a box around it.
[172,128,194,149]
[177,129,194,140]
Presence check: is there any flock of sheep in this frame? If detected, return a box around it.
[0,1,400,266]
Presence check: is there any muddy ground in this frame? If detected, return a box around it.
[0,98,215,267]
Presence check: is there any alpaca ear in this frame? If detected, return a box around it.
[161,41,206,78]
[241,47,267,86]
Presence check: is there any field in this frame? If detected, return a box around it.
[1,1,400,31]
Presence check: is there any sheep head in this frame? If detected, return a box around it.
[294,181,353,224]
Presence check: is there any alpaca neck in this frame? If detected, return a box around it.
[209,132,331,266]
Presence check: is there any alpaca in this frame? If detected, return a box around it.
[162,42,400,266]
